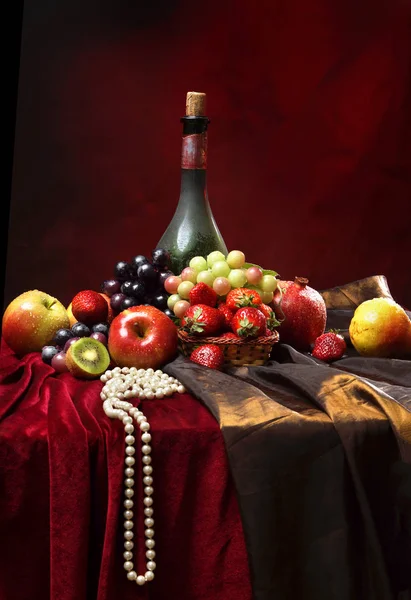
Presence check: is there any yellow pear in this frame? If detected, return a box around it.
[349,297,411,358]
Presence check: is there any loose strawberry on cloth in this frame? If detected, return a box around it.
[312,332,347,362]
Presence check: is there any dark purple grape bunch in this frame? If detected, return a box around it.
[101,248,173,316]
[41,321,110,372]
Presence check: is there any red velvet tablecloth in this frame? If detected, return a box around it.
[0,341,252,600]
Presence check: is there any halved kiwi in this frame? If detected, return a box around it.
[66,337,110,379]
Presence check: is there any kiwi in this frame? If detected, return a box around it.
[66,337,110,379]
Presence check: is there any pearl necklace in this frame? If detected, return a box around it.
[100,365,185,586]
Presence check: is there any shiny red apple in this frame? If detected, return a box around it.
[108,305,178,369]
[2,290,70,355]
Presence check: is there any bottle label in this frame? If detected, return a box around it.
[181,133,207,169]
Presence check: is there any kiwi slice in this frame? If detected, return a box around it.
[66,337,110,379]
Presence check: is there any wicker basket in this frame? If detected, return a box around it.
[178,329,280,366]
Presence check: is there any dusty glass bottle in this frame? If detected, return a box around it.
[156,92,227,275]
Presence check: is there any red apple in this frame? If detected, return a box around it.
[108,305,178,369]
[2,290,70,355]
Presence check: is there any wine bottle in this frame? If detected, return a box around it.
[156,91,228,275]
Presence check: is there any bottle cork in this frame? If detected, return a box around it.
[185,92,206,116]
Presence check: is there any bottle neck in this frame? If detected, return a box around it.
[180,116,210,171]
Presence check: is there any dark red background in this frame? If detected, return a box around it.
[5,0,411,310]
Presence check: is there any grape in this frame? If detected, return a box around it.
[152,248,171,270]
[64,337,80,352]
[228,269,247,288]
[41,345,59,364]
[131,255,149,271]
[71,322,91,337]
[181,267,197,283]
[121,281,134,296]
[152,294,168,311]
[177,281,194,299]
[130,281,146,301]
[92,323,109,336]
[167,294,181,310]
[189,256,208,273]
[122,297,140,310]
[51,352,69,374]
[110,293,126,312]
[137,263,158,289]
[90,332,108,346]
[213,277,231,296]
[158,270,174,287]
[114,261,132,281]
[207,251,226,268]
[260,275,278,293]
[246,266,263,285]
[226,250,245,269]
[196,270,215,286]
[101,279,121,297]
[211,260,231,278]
[163,308,174,319]
[173,300,190,318]
[53,328,74,348]
[164,276,182,294]
[260,290,274,304]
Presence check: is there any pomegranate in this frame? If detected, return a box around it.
[273,277,326,350]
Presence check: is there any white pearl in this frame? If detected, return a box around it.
[144,507,153,516]
[147,560,156,571]
[124,520,134,530]
[143,466,153,475]
[113,367,121,375]
[141,432,151,443]
[171,384,179,392]
[127,571,137,581]
[146,368,154,376]
[145,539,155,548]
[145,391,155,400]
[143,497,153,506]
[141,445,151,455]
[130,367,138,375]
[146,549,156,559]
[105,370,112,378]
[177,385,185,393]
[121,367,130,374]
[123,551,133,560]
[137,416,147,424]
[124,540,134,550]
[125,468,134,477]
[125,478,134,487]
[124,390,133,399]
[125,489,134,498]
[143,476,153,485]
[144,486,153,496]
[117,392,125,400]
[140,422,150,432]
[100,392,107,400]
[124,531,134,540]
[155,390,164,399]
[145,571,155,581]
[100,374,108,383]
[124,499,133,509]
[125,446,135,456]
[137,369,145,376]
[123,416,132,425]
[124,423,134,434]
[125,435,135,445]
[161,373,169,380]
[123,561,133,571]
[155,370,163,376]
[136,575,146,586]
[145,528,154,538]
[164,386,173,396]
[124,510,133,520]
[142,456,151,465]
[125,457,135,466]
[144,517,154,527]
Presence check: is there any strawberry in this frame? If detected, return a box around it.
[72,290,108,326]
[220,332,239,339]
[217,303,235,330]
[231,307,266,339]
[189,283,217,307]
[226,288,262,311]
[190,344,225,370]
[311,332,347,362]
[181,304,224,337]
[259,303,281,331]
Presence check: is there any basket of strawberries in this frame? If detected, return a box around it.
[177,283,280,367]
